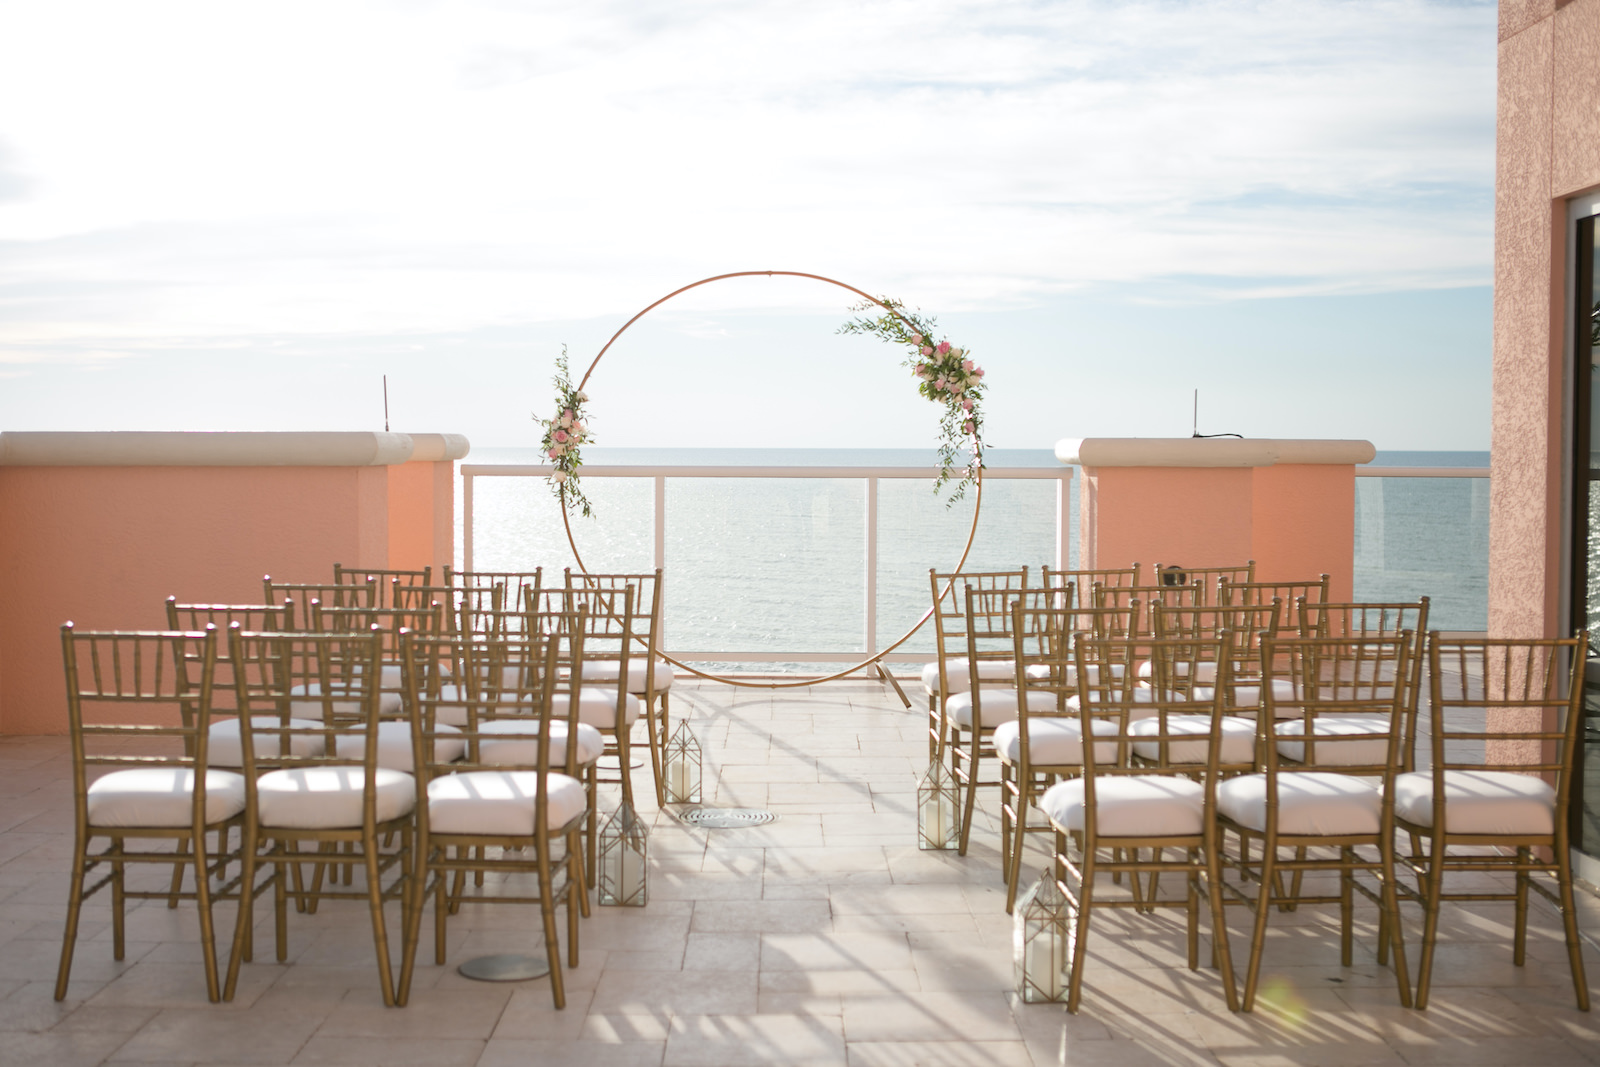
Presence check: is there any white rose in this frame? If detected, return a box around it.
[576,391,589,403]
[552,470,567,484]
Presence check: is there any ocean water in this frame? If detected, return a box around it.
[458,447,1489,667]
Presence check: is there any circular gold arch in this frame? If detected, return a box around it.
[560,270,982,688]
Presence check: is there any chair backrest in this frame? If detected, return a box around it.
[1153,562,1255,603]
[1092,583,1201,638]
[264,576,375,621]
[927,568,1029,696]
[1258,631,1415,778]
[165,598,294,712]
[1041,565,1140,594]
[552,583,635,713]
[446,568,545,615]
[61,626,221,807]
[333,564,431,609]
[1217,576,1330,634]
[1149,599,1280,699]
[1299,599,1430,761]
[228,625,388,776]
[566,569,665,676]
[391,584,501,636]
[1426,633,1587,819]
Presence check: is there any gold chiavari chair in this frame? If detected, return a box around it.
[1153,562,1255,603]
[1037,632,1242,1013]
[948,585,1063,856]
[1214,631,1417,1011]
[996,600,1134,911]
[263,575,375,622]
[394,583,502,637]
[1217,576,1331,636]
[1041,564,1141,596]
[332,564,432,609]
[566,569,673,808]
[163,598,297,770]
[540,584,645,809]
[223,626,417,1005]
[1296,599,1431,770]
[397,622,589,1009]
[446,567,544,618]
[55,626,246,1003]
[923,567,1030,764]
[1395,633,1590,1010]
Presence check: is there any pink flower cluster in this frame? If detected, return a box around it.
[909,333,984,437]
[545,406,587,460]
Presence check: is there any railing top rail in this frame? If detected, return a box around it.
[461,463,1070,479]
[1357,467,1489,478]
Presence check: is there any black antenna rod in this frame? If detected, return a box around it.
[383,375,390,433]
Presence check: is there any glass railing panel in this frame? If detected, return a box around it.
[874,477,1065,657]
[664,477,866,655]
[465,475,654,576]
[1353,475,1488,631]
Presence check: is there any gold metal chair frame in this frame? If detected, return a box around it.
[56,626,246,1003]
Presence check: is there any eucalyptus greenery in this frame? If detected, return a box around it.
[536,346,595,517]
[838,297,986,503]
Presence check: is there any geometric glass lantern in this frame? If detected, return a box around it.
[663,720,702,805]
[917,758,958,850]
[597,802,648,907]
[1013,868,1071,1003]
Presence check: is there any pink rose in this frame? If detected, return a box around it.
[914,363,926,376]
[975,366,985,377]
[962,360,974,372]
[962,398,973,411]
[936,341,952,355]
[547,447,561,459]
[910,333,923,345]
[554,429,568,443]
[564,409,574,420]
[919,346,932,356]
[963,420,975,434]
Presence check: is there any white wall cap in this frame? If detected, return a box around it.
[1055,438,1376,469]
[0,431,469,467]
[406,433,472,462]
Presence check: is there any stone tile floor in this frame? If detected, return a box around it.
[2,676,1599,1065]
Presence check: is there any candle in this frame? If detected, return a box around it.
[667,759,688,803]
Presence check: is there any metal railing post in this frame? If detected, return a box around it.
[865,475,878,657]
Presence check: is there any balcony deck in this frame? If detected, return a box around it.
[3,676,1599,1066]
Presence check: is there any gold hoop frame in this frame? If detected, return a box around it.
[561,270,982,688]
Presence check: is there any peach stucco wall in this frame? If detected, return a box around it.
[1491,0,1600,639]
[0,452,457,735]
[1077,463,1356,599]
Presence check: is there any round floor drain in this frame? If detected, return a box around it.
[677,807,779,829]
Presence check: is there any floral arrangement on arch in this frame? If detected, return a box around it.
[537,346,594,517]
[539,295,985,512]
[838,297,985,503]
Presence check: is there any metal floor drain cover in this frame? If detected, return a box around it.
[678,807,778,829]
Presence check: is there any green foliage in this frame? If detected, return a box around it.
[535,346,596,518]
[838,297,986,504]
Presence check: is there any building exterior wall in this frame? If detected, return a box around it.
[0,433,466,735]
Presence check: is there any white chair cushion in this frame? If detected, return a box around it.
[921,659,1017,696]
[1193,678,1297,712]
[1390,770,1556,835]
[86,768,247,828]
[477,719,605,767]
[552,688,642,730]
[207,716,326,768]
[581,658,674,695]
[1275,717,1392,766]
[353,663,403,690]
[427,771,587,835]
[1136,659,1219,684]
[334,721,465,772]
[1130,715,1256,765]
[1216,772,1381,836]
[289,684,403,719]
[947,687,1067,729]
[992,717,1120,765]
[1039,776,1206,837]
[256,766,416,829]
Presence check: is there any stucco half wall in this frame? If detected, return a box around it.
[0,431,468,735]
[1056,437,1374,600]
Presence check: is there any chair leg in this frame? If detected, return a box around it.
[1377,837,1412,1008]
[1205,839,1240,1012]
[223,820,261,1003]
[1241,838,1277,1012]
[168,836,190,908]
[363,844,397,1007]
[397,828,428,1007]
[1555,847,1592,1011]
[644,694,667,809]
[111,853,126,961]
[53,833,90,1001]
[957,730,980,856]
[1065,848,1095,1014]
[190,831,223,1003]
[1004,774,1028,914]
[1514,847,1531,966]
[1413,837,1445,1011]
[534,836,565,1010]
[1340,847,1354,967]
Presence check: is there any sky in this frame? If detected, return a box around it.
[0,0,1497,452]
